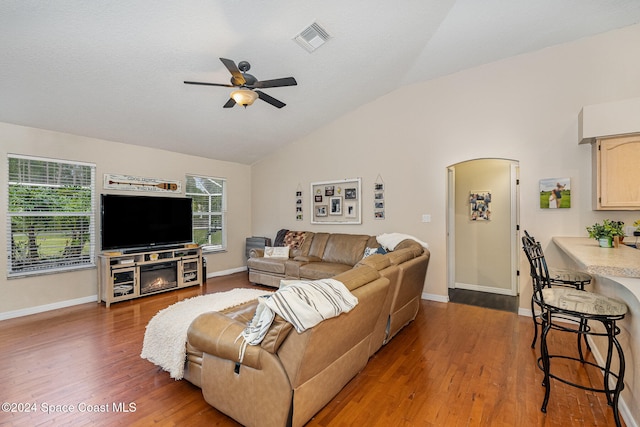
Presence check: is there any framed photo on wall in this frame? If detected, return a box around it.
[470,191,491,221]
[539,177,571,209]
[311,178,361,224]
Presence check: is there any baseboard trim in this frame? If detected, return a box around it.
[422,292,449,303]
[0,295,98,321]
[208,266,247,278]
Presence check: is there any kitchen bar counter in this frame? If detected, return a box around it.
[551,236,639,427]
[552,236,640,278]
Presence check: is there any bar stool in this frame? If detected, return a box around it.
[522,236,627,427]
[522,231,592,351]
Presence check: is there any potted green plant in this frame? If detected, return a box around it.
[586,219,625,247]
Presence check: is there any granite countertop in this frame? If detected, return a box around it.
[553,236,640,278]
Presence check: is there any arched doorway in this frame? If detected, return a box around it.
[447,158,520,299]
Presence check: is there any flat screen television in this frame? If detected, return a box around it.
[101,194,193,251]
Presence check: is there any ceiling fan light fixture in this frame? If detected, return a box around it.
[231,88,258,107]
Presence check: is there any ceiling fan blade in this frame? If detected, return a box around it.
[223,98,236,108]
[184,81,234,88]
[256,90,286,108]
[219,58,246,86]
[253,77,297,89]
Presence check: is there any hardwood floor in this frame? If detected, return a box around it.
[0,272,624,426]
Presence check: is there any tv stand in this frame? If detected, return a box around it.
[97,245,202,307]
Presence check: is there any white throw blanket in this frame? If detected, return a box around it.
[376,232,429,251]
[238,278,358,362]
[140,288,272,380]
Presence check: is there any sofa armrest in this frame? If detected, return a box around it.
[249,248,265,258]
[187,312,263,369]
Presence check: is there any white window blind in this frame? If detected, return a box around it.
[186,175,226,252]
[7,155,96,277]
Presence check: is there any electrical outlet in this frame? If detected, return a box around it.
[421,214,431,223]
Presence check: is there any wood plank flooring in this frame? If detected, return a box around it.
[0,272,625,426]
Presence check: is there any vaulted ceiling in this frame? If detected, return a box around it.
[2,1,639,164]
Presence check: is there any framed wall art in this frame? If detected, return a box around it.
[374,174,385,220]
[470,191,491,221]
[539,177,571,209]
[311,178,362,224]
[295,185,303,221]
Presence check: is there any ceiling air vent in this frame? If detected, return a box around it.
[293,22,331,53]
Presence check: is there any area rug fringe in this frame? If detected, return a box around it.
[140,288,272,380]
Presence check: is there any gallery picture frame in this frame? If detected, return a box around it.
[311,178,362,224]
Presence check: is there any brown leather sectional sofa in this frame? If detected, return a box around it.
[247,232,379,288]
[183,231,430,427]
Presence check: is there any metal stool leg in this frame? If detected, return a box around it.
[540,311,552,413]
[531,295,539,349]
[604,320,625,427]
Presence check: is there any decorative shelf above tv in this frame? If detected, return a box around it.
[97,245,202,307]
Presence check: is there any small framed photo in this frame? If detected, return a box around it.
[345,201,357,218]
[375,211,385,220]
[316,205,328,217]
[325,186,334,196]
[315,195,323,202]
[345,188,357,200]
[330,197,342,215]
[540,177,571,209]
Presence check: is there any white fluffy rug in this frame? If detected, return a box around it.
[140,288,272,380]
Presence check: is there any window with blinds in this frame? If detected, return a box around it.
[186,175,226,252]
[7,155,96,277]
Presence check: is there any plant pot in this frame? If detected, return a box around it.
[598,237,613,248]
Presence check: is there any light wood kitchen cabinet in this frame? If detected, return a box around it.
[593,133,640,210]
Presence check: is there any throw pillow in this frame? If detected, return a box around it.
[283,231,306,249]
[264,246,289,258]
[363,247,379,258]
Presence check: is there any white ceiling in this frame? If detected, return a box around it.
[2,0,639,165]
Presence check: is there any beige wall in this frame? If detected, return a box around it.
[0,122,252,316]
[252,23,640,306]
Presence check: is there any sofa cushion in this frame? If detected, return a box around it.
[332,264,380,291]
[387,248,415,266]
[284,231,315,258]
[356,253,391,271]
[247,257,287,274]
[394,239,424,257]
[322,234,370,266]
[299,262,353,280]
[308,232,330,258]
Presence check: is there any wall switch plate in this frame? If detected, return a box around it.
[421,214,431,223]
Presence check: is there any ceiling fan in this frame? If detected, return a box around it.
[184,58,297,109]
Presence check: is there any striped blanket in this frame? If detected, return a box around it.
[237,278,358,362]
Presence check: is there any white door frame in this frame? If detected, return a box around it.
[446,159,519,296]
